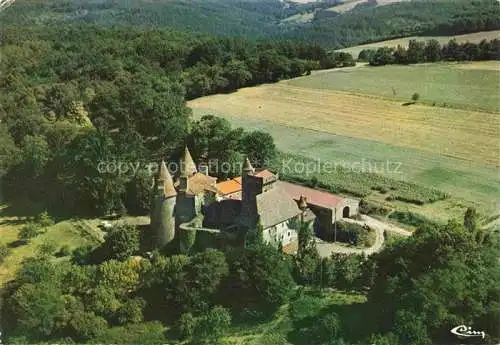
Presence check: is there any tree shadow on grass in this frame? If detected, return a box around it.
[7,240,26,249]
[0,217,26,226]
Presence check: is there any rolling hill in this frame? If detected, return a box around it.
[2,0,499,49]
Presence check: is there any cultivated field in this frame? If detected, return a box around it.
[337,30,500,58]
[288,62,500,112]
[188,61,500,218]
[326,0,408,13]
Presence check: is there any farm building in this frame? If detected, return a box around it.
[215,173,359,240]
[150,147,359,252]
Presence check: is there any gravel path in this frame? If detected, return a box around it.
[315,215,412,258]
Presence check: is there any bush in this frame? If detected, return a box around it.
[95,322,166,344]
[312,313,341,343]
[191,306,231,345]
[18,222,41,242]
[411,92,420,102]
[334,221,374,247]
[116,298,145,325]
[35,210,55,228]
[69,311,108,341]
[359,199,392,216]
[256,333,289,345]
[38,241,57,256]
[179,312,196,340]
[0,244,9,264]
[289,293,324,323]
[102,223,140,261]
[389,211,437,228]
[72,245,94,265]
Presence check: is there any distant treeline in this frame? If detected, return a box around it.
[288,0,500,48]
[360,38,500,66]
[2,0,499,49]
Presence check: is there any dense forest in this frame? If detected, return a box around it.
[2,0,499,48]
[290,0,500,47]
[0,23,349,216]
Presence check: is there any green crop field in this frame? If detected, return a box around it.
[336,30,500,58]
[287,61,500,113]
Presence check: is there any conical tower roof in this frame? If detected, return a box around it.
[242,157,254,175]
[158,161,177,198]
[181,146,197,177]
[298,195,308,211]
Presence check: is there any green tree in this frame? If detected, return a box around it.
[179,312,196,340]
[393,45,409,64]
[0,127,20,177]
[97,259,140,297]
[95,321,167,344]
[369,221,499,343]
[190,115,234,161]
[16,256,62,285]
[116,298,146,325]
[224,59,253,90]
[60,130,127,215]
[10,283,66,338]
[35,210,54,228]
[18,222,40,242]
[191,306,231,345]
[173,249,229,312]
[239,130,277,167]
[463,207,478,231]
[85,286,122,319]
[21,134,51,178]
[69,311,108,342]
[312,313,341,343]
[411,93,420,102]
[0,243,10,264]
[296,221,321,285]
[222,244,295,313]
[424,39,442,62]
[358,49,376,61]
[37,241,57,256]
[102,223,140,261]
[407,40,426,64]
[369,47,394,66]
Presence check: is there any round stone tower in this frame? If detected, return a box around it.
[151,161,177,248]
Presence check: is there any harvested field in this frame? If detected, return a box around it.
[189,83,499,166]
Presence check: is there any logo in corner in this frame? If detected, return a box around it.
[450,325,486,339]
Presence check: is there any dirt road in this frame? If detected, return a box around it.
[315,215,412,257]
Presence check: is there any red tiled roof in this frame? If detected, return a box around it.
[256,169,276,179]
[276,181,344,209]
[216,179,242,196]
[216,170,276,196]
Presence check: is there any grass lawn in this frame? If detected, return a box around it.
[336,30,500,59]
[223,289,367,345]
[0,209,102,286]
[286,62,500,113]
